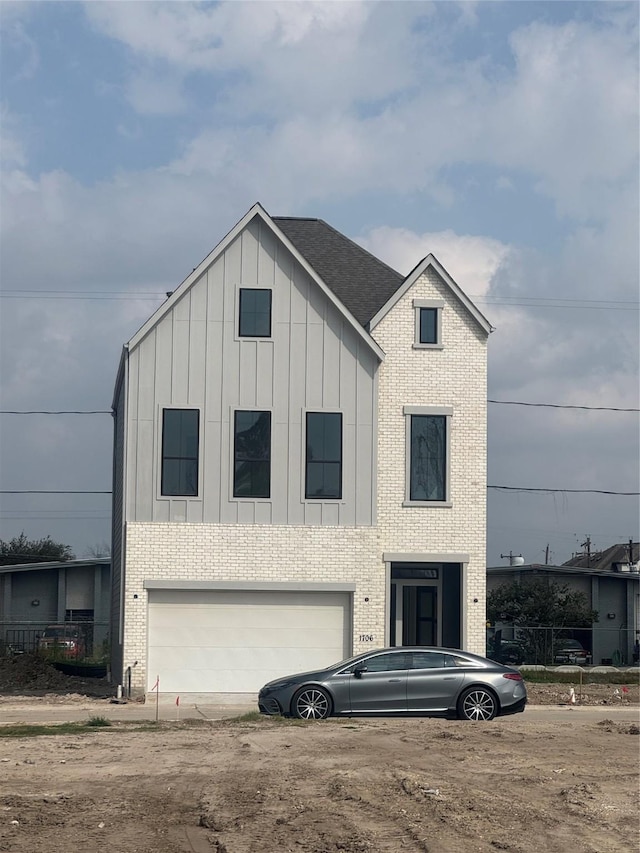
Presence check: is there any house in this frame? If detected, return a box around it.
[111,203,491,697]
[0,558,110,655]
[487,542,640,666]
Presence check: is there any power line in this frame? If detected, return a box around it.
[488,400,639,413]
[488,486,639,495]
[0,490,112,495]
[3,400,638,415]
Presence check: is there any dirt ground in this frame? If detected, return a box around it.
[0,712,639,853]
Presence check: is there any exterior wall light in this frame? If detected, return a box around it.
[606,612,616,619]
[31,599,40,607]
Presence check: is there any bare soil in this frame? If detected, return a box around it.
[0,713,638,853]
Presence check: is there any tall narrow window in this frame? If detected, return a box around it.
[161,409,199,496]
[413,299,444,348]
[239,288,272,337]
[419,308,438,344]
[306,412,342,499]
[410,415,446,501]
[234,411,271,498]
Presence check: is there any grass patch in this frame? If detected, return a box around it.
[522,670,640,685]
[86,715,112,727]
[0,719,149,738]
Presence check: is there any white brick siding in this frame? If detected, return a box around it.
[371,268,488,654]
[123,522,382,693]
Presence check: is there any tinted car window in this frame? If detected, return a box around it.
[409,652,446,669]
[362,652,408,673]
[445,654,485,668]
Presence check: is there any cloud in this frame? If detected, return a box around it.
[358,226,511,297]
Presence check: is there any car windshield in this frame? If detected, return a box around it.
[43,627,78,638]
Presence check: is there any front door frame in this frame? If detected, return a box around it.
[383,552,470,649]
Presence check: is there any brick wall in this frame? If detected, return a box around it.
[123,522,381,693]
[371,267,488,654]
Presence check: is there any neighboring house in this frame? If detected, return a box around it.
[111,202,491,697]
[487,542,640,666]
[0,558,110,655]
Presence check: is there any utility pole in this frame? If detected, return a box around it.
[545,544,550,565]
[581,536,592,563]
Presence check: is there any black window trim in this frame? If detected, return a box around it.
[238,287,273,338]
[403,405,453,507]
[304,410,343,501]
[232,408,272,500]
[160,407,200,498]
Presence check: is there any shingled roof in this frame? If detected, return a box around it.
[562,542,639,571]
[273,217,404,327]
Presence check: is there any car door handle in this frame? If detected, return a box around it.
[443,676,457,681]
[387,678,402,683]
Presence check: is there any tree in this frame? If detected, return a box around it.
[85,541,111,559]
[0,533,75,566]
[487,579,598,664]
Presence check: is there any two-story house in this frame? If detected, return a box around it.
[111,203,491,697]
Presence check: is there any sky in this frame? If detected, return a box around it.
[0,0,638,566]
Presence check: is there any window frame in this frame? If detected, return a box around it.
[403,406,453,507]
[232,409,272,500]
[237,287,273,339]
[304,411,343,501]
[159,407,200,498]
[413,299,444,349]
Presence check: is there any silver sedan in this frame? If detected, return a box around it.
[258,647,527,721]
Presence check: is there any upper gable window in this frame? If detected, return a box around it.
[413,299,444,349]
[161,409,199,496]
[239,288,272,337]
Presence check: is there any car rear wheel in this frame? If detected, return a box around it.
[457,687,497,721]
[292,686,332,720]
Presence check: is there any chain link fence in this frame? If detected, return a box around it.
[488,625,639,667]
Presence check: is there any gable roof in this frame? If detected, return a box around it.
[126,203,385,361]
[562,542,639,571]
[369,253,492,335]
[273,217,404,327]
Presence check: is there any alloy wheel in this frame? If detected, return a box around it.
[293,687,330,720]
[460,689,496,721]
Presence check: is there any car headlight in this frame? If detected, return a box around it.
[263,679,297,692]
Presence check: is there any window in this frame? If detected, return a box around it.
[419,308,438,344]
[239,288,272,337]
[233,411,271,498]
[408,652,446,670]
[362,652,408,673]
[404,406,452,505]
[305,412,342,499]
[413,299,443,348]
[161,409,199,496]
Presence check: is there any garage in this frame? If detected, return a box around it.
[146,588,352,693]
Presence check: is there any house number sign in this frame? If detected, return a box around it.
[359,634,374,642]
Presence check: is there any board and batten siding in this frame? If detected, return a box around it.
[125,216,378,527]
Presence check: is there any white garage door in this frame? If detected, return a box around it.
[147,589,351,693]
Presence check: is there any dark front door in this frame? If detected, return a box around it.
[402,586,437,646]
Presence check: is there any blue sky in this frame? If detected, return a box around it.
[0,1,638,564]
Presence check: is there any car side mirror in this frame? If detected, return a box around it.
[353,664,368,679]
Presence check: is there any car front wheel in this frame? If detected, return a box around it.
[292,686,332,720]
[457,687,497,721]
